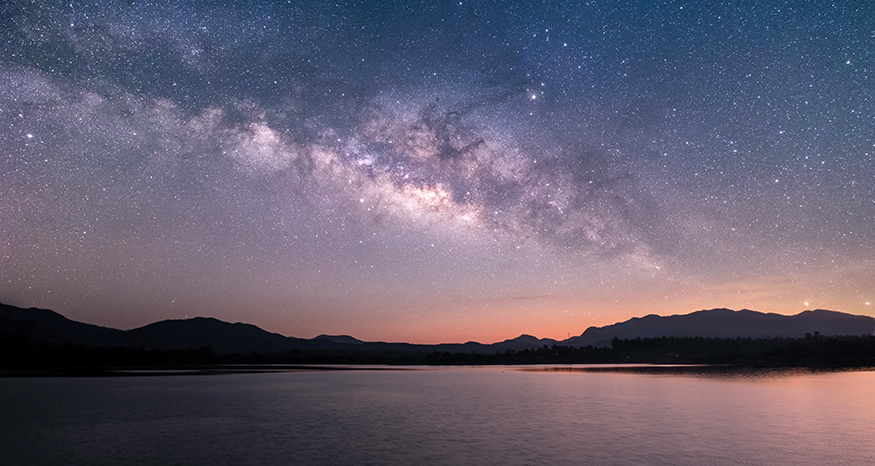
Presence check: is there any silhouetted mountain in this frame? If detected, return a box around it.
[490,334,560,352]
[569,308,875,347]
[0,315,74,345]
[86,317,304,354]
[4,303,874,356]
[0,303,564,354]
[313,335,365,345]
[0,303,122,343]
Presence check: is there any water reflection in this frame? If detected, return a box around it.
[87,363,875,381]
[36,363,875,382]
[2,366,875,465]
[517,364,875,379]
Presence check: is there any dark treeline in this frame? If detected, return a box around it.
[422,332,875,366]
[3,333,875,374]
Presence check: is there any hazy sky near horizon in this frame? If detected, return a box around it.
[1,0,873,343]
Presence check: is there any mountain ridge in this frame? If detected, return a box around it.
[2,303,873,354]
[569,307,875,347]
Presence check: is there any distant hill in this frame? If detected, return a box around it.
[0,303,557,354]
[3,303,874,354]
[84,317,306,354]
[313,335,365,345]
[488,334,560,352]
[0,303,122,343]
[569,308,875,347]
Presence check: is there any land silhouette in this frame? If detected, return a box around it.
[2,302,874,373]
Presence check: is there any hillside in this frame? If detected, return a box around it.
[569,308,875,347]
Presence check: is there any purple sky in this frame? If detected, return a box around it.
[2,1,873,343]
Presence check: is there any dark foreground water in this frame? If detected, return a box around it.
[2,365,874,465]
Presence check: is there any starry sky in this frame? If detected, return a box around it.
[1,0,873,344]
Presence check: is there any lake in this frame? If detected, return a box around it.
[1,365,874,465]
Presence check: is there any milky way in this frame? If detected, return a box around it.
[1,1,873,342]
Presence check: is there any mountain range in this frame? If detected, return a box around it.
[2,302,873,354]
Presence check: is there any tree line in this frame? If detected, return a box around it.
[3,333,875,374]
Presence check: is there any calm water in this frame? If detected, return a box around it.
[2,366,874,465]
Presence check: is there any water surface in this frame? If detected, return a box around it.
[2,366,873,465]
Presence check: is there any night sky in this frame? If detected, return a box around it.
[2,1,873,343]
